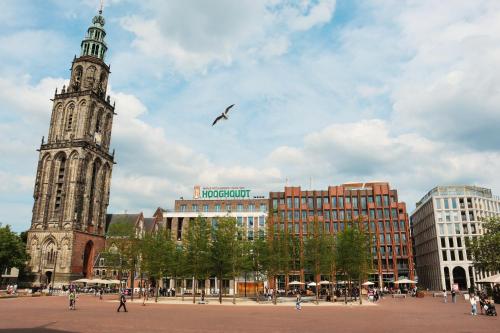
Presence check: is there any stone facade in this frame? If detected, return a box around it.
[26,10,115,287]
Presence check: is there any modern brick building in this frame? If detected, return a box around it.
[268,182,415,289]
[411,185,500,291]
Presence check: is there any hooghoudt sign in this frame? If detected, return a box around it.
[193,186,251,199]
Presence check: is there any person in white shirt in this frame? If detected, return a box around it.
[443,289,447,303]
[469,293,477,315]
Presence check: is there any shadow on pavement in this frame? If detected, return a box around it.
[0,323,76,333]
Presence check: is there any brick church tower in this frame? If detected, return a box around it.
[26,8,115,286]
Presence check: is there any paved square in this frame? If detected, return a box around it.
[0,295,496,333]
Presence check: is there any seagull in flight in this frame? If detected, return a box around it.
[212,104,235,126]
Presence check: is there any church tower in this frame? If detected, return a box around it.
[26,8,115,286]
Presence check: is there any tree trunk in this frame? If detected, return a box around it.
[359,274,362,305]
[130,265,135,302]
[192,277,196,304]
[218,276,222,304]
[156,277,160,303]
[182,279,185,301]
[233,277,236,304]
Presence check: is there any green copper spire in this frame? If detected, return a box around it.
[80,7,108,61]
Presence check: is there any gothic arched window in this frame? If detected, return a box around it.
[66,104,75,131]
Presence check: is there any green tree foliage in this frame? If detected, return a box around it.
[0,224,28,285]
[304,218,335,301]
[249,236,268,301]
[140,228,175,301]
[105,219,141,298]
[466,217,500,272]
[335,223,371,304]
[210,217,247,304]
[184,216,211,303]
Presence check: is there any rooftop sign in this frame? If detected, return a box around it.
[194,186,251,200]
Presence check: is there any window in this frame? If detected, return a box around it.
[287,197,292,208]
[180,204,186,212]
[384,209,390,218]
[272,199,278,210]
[237,204,243,212]
[444,199,449,209]
[294,223,299,234]
[339,211,344,220]
[248,216,254,228]
[294,197,299,208]
[248,204,255,212]
[441,237,446,248]
[435,199,441,209]
[345,197,351,205]
[368,196,374,203]
[308,197,314,209]
[442,250,447,261]
[379,234,385,243]
[302,223,307,233]
[260,204,267,212]
[287,211,292,221]
[458,250,464,261]
[383,195,389,206]
[325,210,330,220]
[375,195,382,206]
[361,197,367,209]
[324,197,329,204]
[192,204,198,212]
[338,197,344,208]
[333,211,338,220]
[455,223,461,234]
[377,209,383,219]
[259,216,265,227]
[316,197,323,208]
[456,237,462,247]
[394,233,400,243]
[393,221,399,231]
[237,217,243,227]
[346,210,352,220]
[215,204,221,212]
[451,198,457,209]
[203,204,209,212]
[391,208,397,218]
[446,223,453,234]
[294,211,299,220]
[369,209,375,219]
[248,230,254,241]
[302,211,307,220]
[332,197,337,207]
[352,197,358,209]
[448,237,454,248]
[450,250,455,261]
[400,220,405,231]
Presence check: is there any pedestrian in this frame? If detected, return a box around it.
[443,289,447,303]
[470,293,477,316]
[117,292,128,312]
[451,289,456,303]
[479,292,486,315]
[69,291,76,310]
[143,286,148,306]
[99,288,103,300]
[295,293,302,310]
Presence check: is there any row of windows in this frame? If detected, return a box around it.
[274,208,401,221]
[236,216,266,228]
[180,203,267,213]
[273,221,408,238]
[441,249,469,262]
[274,194,397,210]
[435,197,500,212]
[437,223,478,236]
[440,236,463,249]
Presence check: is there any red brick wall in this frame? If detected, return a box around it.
[70,231,106,275]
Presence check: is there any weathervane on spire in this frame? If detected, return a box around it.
[99,0,104,14]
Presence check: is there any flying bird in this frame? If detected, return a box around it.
[212,104,235,126]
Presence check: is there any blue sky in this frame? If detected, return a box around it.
[2,0,500,232]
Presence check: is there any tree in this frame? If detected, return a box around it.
[0,224,28,287]
[304,218,335,302]
[140,228,175,302]
[184,216,211,304]
[335,223,371,304]
[249,236,268,301]
[466,217,500,272]
[105,219,141,300]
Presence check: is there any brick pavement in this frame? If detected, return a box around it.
[0,294,496,333]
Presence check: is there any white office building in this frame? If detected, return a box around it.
[411,185,500,291]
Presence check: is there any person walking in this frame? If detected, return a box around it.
[69,291,76,310]
[442,289,447,303]
[99,288,103,300]
[470,293,477,315]
[479,292,486,315]
[117,292,128,312]
[295,293,302,310]
[451,289,456,303]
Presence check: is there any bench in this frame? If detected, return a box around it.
[392,294,406,298]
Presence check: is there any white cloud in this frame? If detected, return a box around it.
[118,0,336,74]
